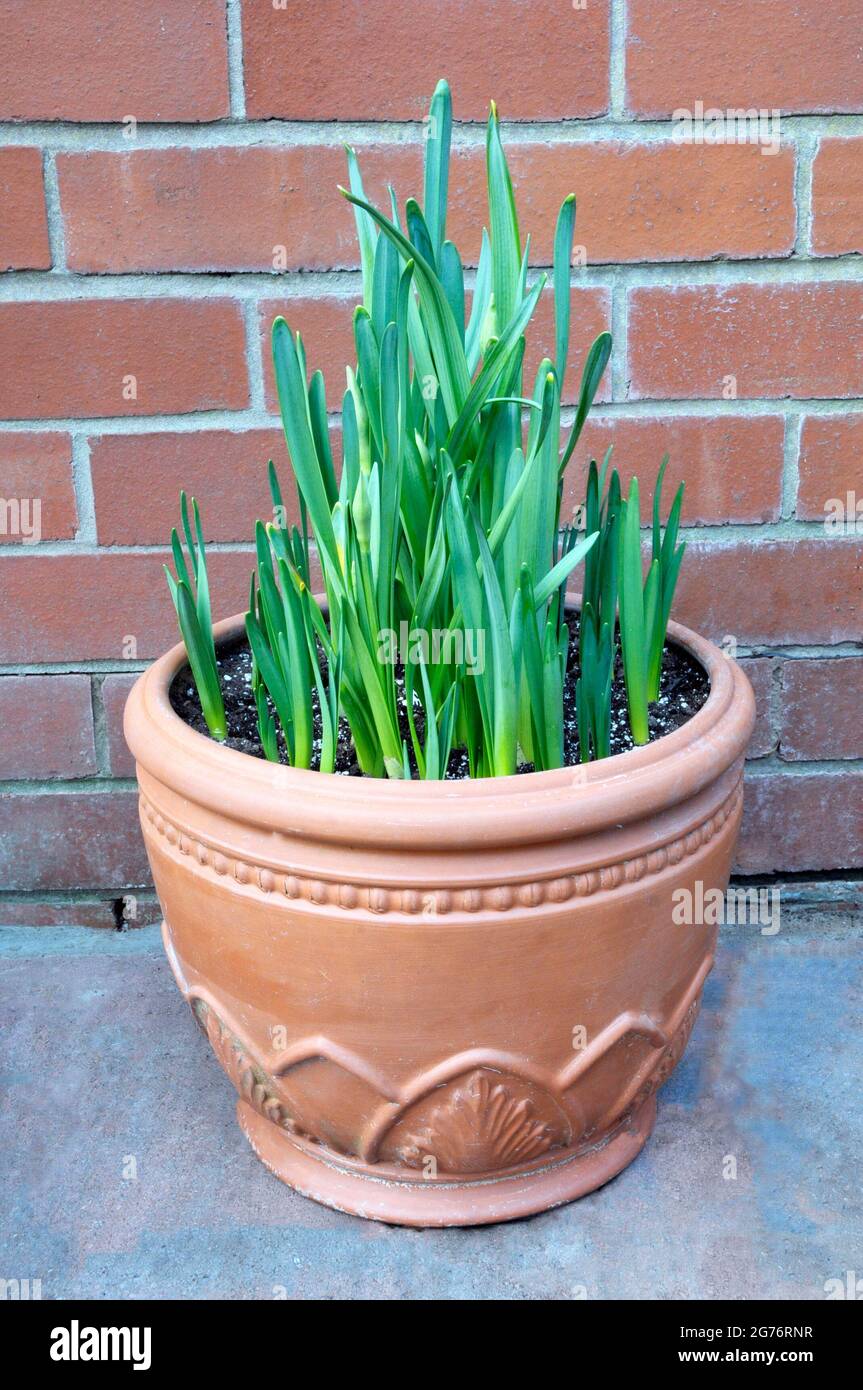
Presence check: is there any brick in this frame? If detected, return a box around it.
[523,289,612,404]
[736,771,863,874]
[0,300,248,419]
[672,539,863,646]
[0,148,50,270]
[0,790,150,892]
[0,551,258,663]
[798,414,863,521]
[58,139,795,273]
[59,146,423,274]
[628,284,863,400]
[100,674,139,779]
[0,433,78,541]
[243,1,610,121]
[450,142,795,265]
[812,139,863,255]
[739,658,777,759]
[259,287,611,412]
[0,0,228,122]
[0,676,96,779]
[260,297,356,413]
[567,415,784,525]
[90,429,293,545]
[780,658,863,761]
[627,0,863,116]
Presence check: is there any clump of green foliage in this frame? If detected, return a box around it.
[165,81,686,776]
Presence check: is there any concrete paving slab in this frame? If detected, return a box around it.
[0,909,860,1300]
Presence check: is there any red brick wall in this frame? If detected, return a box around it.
[1,1,861,922]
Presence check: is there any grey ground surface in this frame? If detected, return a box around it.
[1,907,860,1301]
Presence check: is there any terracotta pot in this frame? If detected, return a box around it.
[125,610,754,1227]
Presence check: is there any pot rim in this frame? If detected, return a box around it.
[125,603,754,850]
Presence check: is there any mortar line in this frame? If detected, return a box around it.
[40,149,66,271]
[242,297,266,411]
[769,651,785,759]
[609,0,628,119]
[1,395,861,437]
[736,643,863,659]
[0,519,858,557]
[794,128,818,256]
[70,434,98,544]
[0,889,159,904]
[0,778,140,795]
[89,673,113,777]
[3,113,863,150]
[611,269,628,400]
[0,661,150,675]
[225,0,246,121]
[1,643,858,680]
[726,757,863,779]
[3,254,861,304]
[571,399,863,419]
[780,412,803,520]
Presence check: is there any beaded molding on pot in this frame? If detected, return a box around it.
[140,777,742,916]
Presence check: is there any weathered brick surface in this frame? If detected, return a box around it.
[798,414,863,521]
[0,551,258,663]
[737,771,863,874]
[259,296,357,412]
[243,0,610,121]
[0,433,78,541]
[673,540,863,646]
[569,416,784,525]
[0,300,248,419]
[812,139,863,255]
[58,140,795,272]
[627,0,863,116]
[90,429,291,544]
[739,659,777,760]
[780,659,863,761]
[451,142,796,265]
[2,1,862,902]
[628,284,863,400]
[0,148,50,270]
[100,674,140,779]
[0,0,229,122]
[0,676,97,779]
[0,790,151,891]
[58,146,424,274]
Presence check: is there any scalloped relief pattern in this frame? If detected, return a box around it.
[189,984,707,1176]
[192,998,316,1145]
[141,779,742,916]
[393,1071,558,1172]
[630,998,700,1111]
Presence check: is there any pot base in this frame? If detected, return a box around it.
[236,1095,657,1228]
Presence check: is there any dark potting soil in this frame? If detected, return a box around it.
[169,617,710,778]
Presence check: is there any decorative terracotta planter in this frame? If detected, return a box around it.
[125,610,754,1227]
